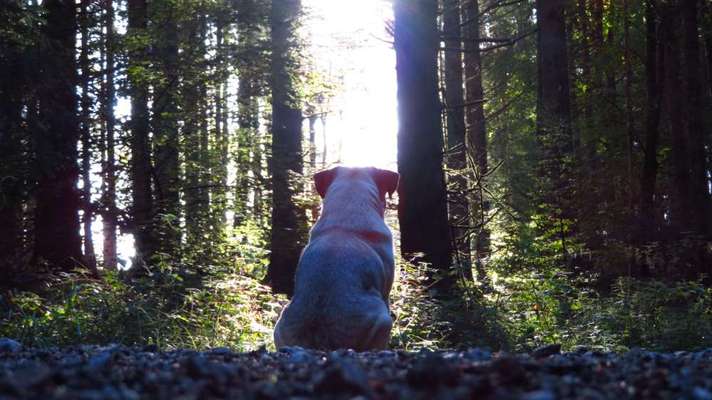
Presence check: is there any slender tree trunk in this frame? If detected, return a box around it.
[102,0,118,270]
[79,0,97,274]
[639,0,663,241]
[183,13,203,250]
[663,7,694,233]
[153,0,181,256]
[536,0,574,257]
[128,0,155,267]
[682,0,711,238]
[34,0,83,270]
[463,0,490,284]
[265,0,309,297]
[0,22,26,277]
[213,15,229,233]
[394,0,454,293]
[443,0,473,281]
[235,78,255,227]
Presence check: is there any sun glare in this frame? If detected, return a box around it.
[304,0,398,169]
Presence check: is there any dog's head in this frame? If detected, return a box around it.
[314,166,399,201]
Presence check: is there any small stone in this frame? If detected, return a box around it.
[533,344,561,359]
[522,390,556,400]
[693,387,712,400]
[0,338,22,353]
[314,359,370,395]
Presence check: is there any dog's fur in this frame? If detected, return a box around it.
[273,166,399,351]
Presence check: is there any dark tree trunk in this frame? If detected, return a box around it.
[79,0,97,274]
[102,0,118,270]
[213,15,229,233]
[34,0,83,270]
[265,0,309,297]
[394,0,454,293]
[0,15,26,276]
[153,1,181,257]
[128,0,155,267]
[183,13,204,250]
[663,7,694,233]
[639,0,663,241]
[463,0,490,285]
[535,0,574,258]
[235,77,255,227]
[682,0,711,238]
[443,0,473,281]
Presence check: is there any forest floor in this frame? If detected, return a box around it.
[1,339,711,399]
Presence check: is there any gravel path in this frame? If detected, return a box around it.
[1,339,712,399]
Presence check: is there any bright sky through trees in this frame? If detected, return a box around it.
[304,0,397,169]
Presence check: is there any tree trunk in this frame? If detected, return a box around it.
[235,77,255,227]
[639,0,663,241]
[152,0,181,257]
[394,0,454,293]
[535,0,574,258]
[663,7,694,233]
[443,0,473,281]
[0,13,26,276]
[34,0,83,271]
[127,0,155,267]
[183,12,204,250]
[79,0,97,274]
[682,0,711,238]
[102,0,118,270]
[265,0,309,297]
[463,0,490,285]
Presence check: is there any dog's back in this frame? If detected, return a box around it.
[273,167,398,351]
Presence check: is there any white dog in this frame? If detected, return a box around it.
[274,166,399,351]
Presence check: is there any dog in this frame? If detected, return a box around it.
[273,166,399,351]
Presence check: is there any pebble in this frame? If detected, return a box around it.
[0,344,710,399]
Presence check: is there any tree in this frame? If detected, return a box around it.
[535,0,574,258]
[442,0,473,281]
[79,0,97,273]
[463,0,490,283]
[102,0,118,269]
[152,0,181,257]
[33,0,84,270]
[127,0,155,267]
[394,0,454,293]
[265,0,309,297]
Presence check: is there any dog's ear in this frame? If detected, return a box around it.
[371,168,399,199]
[314,168,338,198]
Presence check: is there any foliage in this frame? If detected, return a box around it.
[0,268,283,350]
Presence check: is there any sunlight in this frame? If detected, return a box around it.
[304,0,397,169]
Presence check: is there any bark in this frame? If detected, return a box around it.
[682,0,711,237]
[213,15,229,232]
[127,0,155,266]
[183,12,204,249]
[102,0,118,270]
[394,0,454,293]
[0,31,25,276]
[152,0,181,256]
[463,0,489,284]
[535,0,574,258]
[443,0,473,281]
[663,7,694,233]
[79,0,97,274]
[235,77,255,227]
[265,0,309,297]
[34,0,84,271]
[639,0,663,240]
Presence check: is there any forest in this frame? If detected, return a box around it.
[1,0,712,356]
